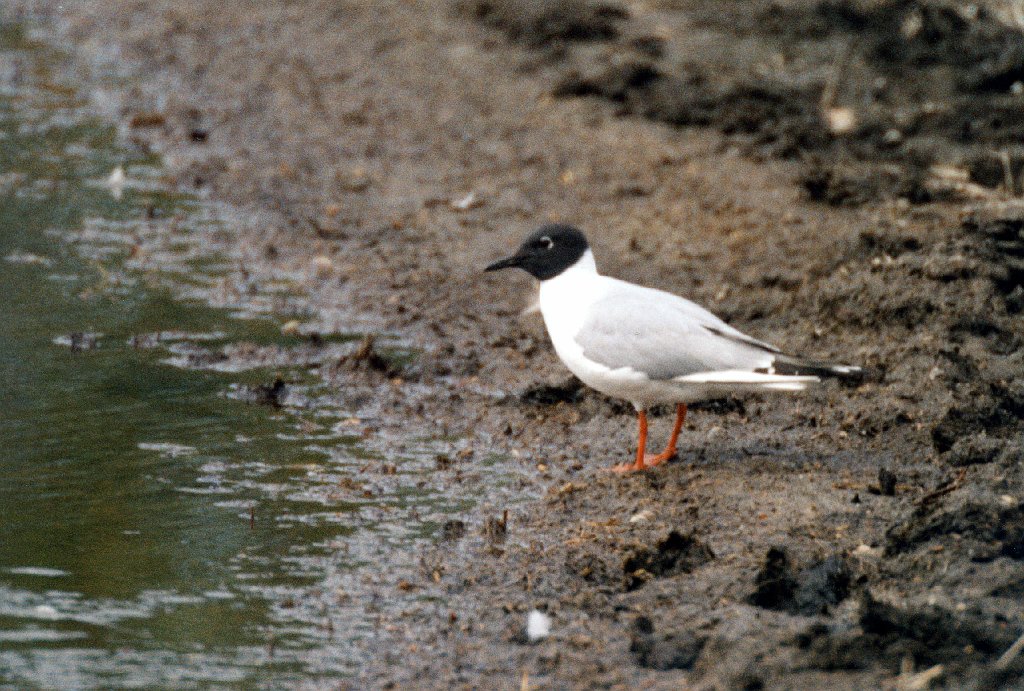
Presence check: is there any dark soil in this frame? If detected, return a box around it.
[469,0,1024,207]
[6,0,1024,687]
[747,547,853,617]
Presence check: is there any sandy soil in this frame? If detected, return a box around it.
[6,0,1024,687]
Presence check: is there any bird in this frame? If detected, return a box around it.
[485,224,863,473]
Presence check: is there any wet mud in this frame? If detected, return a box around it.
[5,0,1024,687]
[473,0,1024,207]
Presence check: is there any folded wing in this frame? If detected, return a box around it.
[575,282,782,381]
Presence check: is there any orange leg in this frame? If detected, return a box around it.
[611,409,649,473]
[653,403,687,463]
[611,404,687,474]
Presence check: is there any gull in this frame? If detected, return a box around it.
[485,224,862,473]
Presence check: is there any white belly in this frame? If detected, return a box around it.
[538,257,694,409]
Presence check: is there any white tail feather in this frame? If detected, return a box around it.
[675,370,820,391]
[829,365,862,375]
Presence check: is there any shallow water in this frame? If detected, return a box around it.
[0,24,484,687]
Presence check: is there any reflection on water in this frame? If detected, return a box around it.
[0,23,488,687]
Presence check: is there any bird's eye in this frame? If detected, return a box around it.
[538,236,553,250]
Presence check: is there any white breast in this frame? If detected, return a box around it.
[538,251,655,407]
[538,252,602,351]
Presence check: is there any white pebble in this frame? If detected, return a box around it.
[629,509,654,524]
[527,610,551,642]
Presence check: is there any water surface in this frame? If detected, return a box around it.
[0,23,481,687]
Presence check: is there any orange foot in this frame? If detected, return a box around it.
[611,405,686,473]
[644,449,676,466]
[609,450,676,474]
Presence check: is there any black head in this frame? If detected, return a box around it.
[484,224,590,281]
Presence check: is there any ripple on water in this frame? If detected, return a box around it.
[3,567,70,578]
[136,442,196,458]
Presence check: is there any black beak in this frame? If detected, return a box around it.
[484,254,523,272]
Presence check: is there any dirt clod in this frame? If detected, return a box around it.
[875,468,898,496]
[859,593,1020,664]
[338,335,402,377]
[748,546,797,611]
[240,377,287,407]
[519,377,584,406]
[749,548,852,616]
[946,434,1005,467]
[441,519,467,541]
[932,383,1024,453]
[482,510,509,544]
[456,0,627,47]
[800,593,1021,673]
[629,615,704,670]
[887,496,1024,561]
[623,531,714,591]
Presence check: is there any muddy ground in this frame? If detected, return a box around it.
[6,0,1024,688]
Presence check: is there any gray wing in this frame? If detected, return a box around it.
[576,282,780,380]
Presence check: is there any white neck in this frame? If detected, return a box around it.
[542,249,599,286]
[538,248,605,342]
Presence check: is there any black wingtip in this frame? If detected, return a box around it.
[768,358,868,385]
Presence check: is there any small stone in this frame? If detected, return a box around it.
[451,192,481,211]
[312,255,334,278]
[853,544,880,557]
[825,107,857,135]
[527,610,551,642]
[878,468,897,496]
[629,509,654,523]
